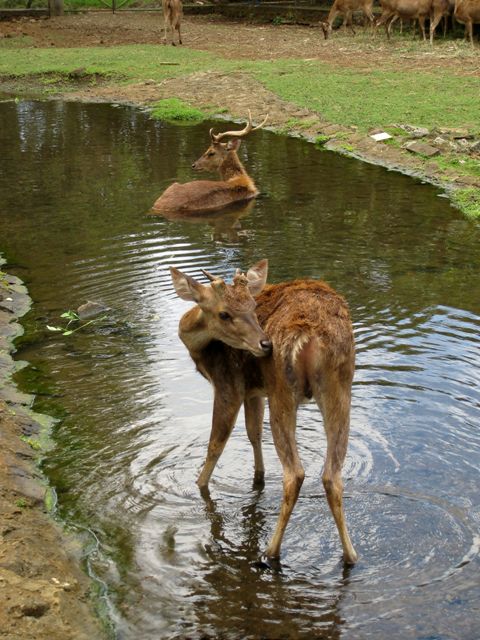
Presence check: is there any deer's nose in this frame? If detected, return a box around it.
[260,339,272,354]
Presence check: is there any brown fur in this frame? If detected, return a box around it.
[375,0,433,40]
[321,0,375,38]
[454,0,480,46]
[170,261,358,564]
[162,0,182,46]
[152,137,258,215]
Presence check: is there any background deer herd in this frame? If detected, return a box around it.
[162,0,480,47]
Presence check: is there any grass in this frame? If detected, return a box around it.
[450,188,480,220]
[150,97,206,123]
[249,59,480,133]
[1,45,479,134]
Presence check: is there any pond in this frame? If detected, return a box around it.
[1,99,479,640]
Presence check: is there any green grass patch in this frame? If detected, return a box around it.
[450,187,480,220]
[151,98,205,123]
[0,44,229,85]
[249,59,480,133]
[435,155,480,180]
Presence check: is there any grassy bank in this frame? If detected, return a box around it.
[1,45,478,132]
[1,39,479,217]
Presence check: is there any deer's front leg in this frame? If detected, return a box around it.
[244,396,265,486]
[197,388,243,489]
[265,393,304,560]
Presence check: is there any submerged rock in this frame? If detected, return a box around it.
[77,300,110,320]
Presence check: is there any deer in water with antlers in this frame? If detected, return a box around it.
[170,259,358,564]
[152,111,268,215]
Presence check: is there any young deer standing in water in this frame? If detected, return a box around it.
[152,111,268,215]
[170,259,358,564]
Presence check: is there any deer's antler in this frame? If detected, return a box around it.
[210,110,269,144]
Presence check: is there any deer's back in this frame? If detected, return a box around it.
[256,280,354,368]
[152,179,256,214]
[455,0,480,19]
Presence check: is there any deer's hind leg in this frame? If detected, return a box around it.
[244,396,266,486]
[197,388,243,489]
[265,390,305,560]
[315,363,358,565]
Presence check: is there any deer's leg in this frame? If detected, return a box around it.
[467,20,474,47]
[419,15,427,41]
[265,393,304,559]
[244,396,265,486]
[430,12,442,45]
[387,14,399,39]
[197,390,243,489]
[316,366,357,565]
[346,11,356,35]
[365,7,375,32]
[176,22,182,45]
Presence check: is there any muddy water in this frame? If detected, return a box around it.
[1,99,479,640]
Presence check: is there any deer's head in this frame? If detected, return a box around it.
[320,21,331,39]
[191,111,268,173]
[170,259,272,357]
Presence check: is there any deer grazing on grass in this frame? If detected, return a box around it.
[454,0,480,46]
[152,111,268,215]
[170,259,358,564]
[321,0,375,38]
[162,0,183,46]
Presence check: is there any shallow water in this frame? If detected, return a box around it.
[1,99,479,640]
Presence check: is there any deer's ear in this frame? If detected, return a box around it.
[226,139,241,152]
[246,259,268,297]
[170,267,206,302]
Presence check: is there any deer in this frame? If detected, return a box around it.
[169,259,358,565]
[454,0,480,46]
[321,0,375,38]
[375,0,433,41]
[162,0,183,46]
[152,111,269,215]
[430,0,452,43]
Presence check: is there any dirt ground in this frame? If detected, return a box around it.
[0,269,104,639]
[0,11,478,640]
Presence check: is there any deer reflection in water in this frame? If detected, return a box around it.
[179,488,352,640]
[150,199,255,243]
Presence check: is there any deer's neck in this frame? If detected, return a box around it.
[178,306,212,357]
[219,153,256,191]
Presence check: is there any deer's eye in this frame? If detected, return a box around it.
[219,311,231,321]
[208,151,215,157]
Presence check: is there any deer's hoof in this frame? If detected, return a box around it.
[254,555,283,572]
[253,470,265,488]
